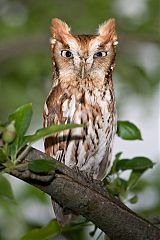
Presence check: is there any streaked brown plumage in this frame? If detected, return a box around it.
[44,18,118,225]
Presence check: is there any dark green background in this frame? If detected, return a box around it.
[0,0,159,239]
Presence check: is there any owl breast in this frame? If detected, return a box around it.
[44,85,116,180]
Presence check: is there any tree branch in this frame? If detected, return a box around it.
[10,147,160,240]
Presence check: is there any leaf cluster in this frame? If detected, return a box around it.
[106,121,154,205]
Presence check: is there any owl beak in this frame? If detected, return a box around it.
[80,60,87,79]
[80,65,85,79]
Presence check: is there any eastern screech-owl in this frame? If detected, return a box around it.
[44,18,118,225]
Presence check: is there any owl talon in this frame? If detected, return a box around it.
[72,166,94,183]
[82,171,94,183]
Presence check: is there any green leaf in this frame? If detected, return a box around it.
[117,157,154,171]
[28,159,62,173]
[0,175,15,201]
[0,149,7,163]
[2,121,16,143]
[7,103,33,159]
[127,170,145,190]
[21,219,61,240]
[9,103,32,137]
[110,152,122,174]
[24,123,83,144]
[21,218,87,240]
[117,121,142,140]
[107,178,128,196]
[129,195,138,204]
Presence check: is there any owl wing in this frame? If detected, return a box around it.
[43,89,79,226]
[43,87,66,163]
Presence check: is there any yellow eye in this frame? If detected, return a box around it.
[61,50,73,58]
[94,51,107,58]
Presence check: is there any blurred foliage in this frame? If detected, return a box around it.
[0,0,159,239]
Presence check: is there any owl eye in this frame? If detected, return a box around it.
[94,51,107,58]
[61,50,73,58]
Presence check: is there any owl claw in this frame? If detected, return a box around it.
[72,166,94,183]
[83,172,95,183]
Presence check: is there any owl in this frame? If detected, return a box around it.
[44,18,118,225]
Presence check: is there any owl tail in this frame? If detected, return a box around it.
[52,199,79,226]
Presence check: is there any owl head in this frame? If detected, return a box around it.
[50,18,118,86]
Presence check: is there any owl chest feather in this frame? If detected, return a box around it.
[45,84,116,180]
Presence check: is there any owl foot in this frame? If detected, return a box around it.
[72,166,94,183]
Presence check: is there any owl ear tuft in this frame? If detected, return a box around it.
[51,18,71,43]
[98,18,117,43]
